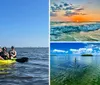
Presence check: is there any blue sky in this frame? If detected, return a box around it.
[50,43,100,55]
[0,0,48,47]
[50,43,85,50]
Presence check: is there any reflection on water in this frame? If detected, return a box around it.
[51,55,100,85]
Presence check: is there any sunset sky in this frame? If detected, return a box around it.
[50,0,100,22]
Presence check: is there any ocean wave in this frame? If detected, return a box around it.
[50,23,100,35]
[50,29,100,41]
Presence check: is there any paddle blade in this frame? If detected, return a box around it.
[16,57,28,63]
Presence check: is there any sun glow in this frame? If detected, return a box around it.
[71,15,91,22]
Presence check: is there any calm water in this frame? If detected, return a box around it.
[51,55,100,85]
[0,48,48,85]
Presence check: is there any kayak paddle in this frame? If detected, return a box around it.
[15,57,28,63]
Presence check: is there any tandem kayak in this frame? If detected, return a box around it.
[0,59,16,65]
[0,57,28,65]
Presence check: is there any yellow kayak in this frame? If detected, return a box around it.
[0,59,16,65]
[0,57,28,65]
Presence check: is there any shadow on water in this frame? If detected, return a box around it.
[51,55,100,85]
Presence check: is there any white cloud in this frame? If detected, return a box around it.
[70,48,93,54]
[70,49,78,52]
[86,48,92,52]
[52,44,100,55]
[53,49,68,53]
[70,49,80,54]
[79,48,86,51]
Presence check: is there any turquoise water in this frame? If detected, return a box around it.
[50,22,100,41]
[51,55,100,85]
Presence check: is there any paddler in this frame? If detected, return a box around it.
[0,47,4,60]
[9,46,17,59]
[0,47,9,60]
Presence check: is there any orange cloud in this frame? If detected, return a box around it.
[50,0,100,22]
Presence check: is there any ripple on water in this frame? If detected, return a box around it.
[0,48,48,85]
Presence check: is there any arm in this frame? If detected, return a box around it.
[12,51,17,58]
[0,56,4,60]
[15,51,17,56]
[7,53,10,59]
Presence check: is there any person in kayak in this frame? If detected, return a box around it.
[0,47,4,60]
[9,46,17,59]
[0,47,9,60]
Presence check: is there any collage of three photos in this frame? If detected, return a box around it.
[0,0,100,85]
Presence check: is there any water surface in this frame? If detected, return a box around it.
[51,55,100,85]
[0,48,48,85]
[50,22,100,41]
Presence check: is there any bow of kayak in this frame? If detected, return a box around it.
[0,59,16,65]
[0,57,28,65]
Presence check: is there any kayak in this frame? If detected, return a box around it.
[0,59,16,65]
[0,57,28,65]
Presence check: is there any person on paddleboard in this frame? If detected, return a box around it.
[0,47,9,60]
[9,46,17,59]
